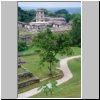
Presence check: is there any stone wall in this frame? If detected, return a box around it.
[18,71,33,80]
[18,77,40,88]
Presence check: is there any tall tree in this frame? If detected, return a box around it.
[33,28,73,76]
[70,14,81,47]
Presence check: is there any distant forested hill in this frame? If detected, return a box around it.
[18,7,36,23]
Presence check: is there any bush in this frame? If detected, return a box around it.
[18,40,28,52]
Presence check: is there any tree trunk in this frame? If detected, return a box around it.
[48,62,52,76]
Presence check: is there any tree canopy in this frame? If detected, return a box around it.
[18,40,28,52]
[69,14,81,47]
[18,7,36,23]
[33,28,73,75]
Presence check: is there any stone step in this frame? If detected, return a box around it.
[18,77,40,89]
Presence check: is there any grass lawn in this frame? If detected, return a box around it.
[19,46,38,56]
[71,47,81,55]
[30,58,81,98]
[56,47,81,59]
[18,47,81,94]
[19,46,81,58]
[18,47,81,79]
[19,28,32,36]
[21,54,59,79]
[18,54,62,93]
[18,67,25,74]
[18,72,63,94]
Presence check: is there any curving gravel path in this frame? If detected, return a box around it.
[18,55,81,98]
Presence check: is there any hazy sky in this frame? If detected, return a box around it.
[18,2,81,8]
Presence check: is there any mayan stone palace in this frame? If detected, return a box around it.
[18,8,72,34]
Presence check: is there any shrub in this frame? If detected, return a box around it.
[18,40,28,52]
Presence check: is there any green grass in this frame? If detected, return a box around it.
[18,54,61,93]
[19,47,80,79]
[19,46,81,56]
[20,31,32,36]
[18,71,63,94]
[71,47,81,55]
[56,47,81,59]
[22,54,59,79]
[18,47,81,94]
[30,58,81,98]
[19,46,81,57]
[19,46,37,56]
[18,68,25,74]
[19,28,32,36]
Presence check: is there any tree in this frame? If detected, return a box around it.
[18,40,28,52]
[55,9,71,22]
[55,9,68,15]
[18,7,36,23]
[70,14,81,47]
[33,28,73,76]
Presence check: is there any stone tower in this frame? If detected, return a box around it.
[36,8,45,22]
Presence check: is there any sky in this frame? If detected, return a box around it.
[18,2,81,8]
